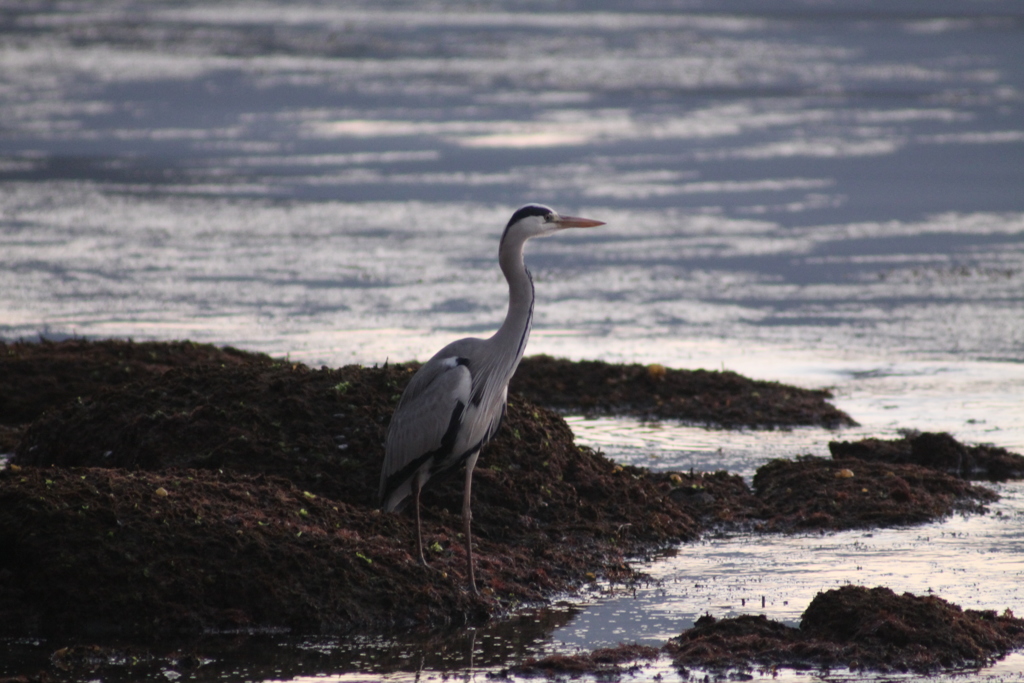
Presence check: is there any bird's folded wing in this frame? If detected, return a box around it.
[381,358,472,492]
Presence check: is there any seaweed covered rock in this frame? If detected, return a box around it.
[511,355,856,428]
[667,614,805,670]
[751,456,997,531]
[648,456,997,533]
[0,467,487,637]
[0,339,273,453]
[13,361,396,506]
[830,432,1024,481]
[12,359,699,553]
[801,586,1024,669]
[0,339,273,427]
[2,345,700,638]
[0,457,689,639]
[2,342,855,434]
[651,470,759,526]
[667,586,1024,673]
[0,339,1009,643]
[504,643,661,678]
[461,401,698,562]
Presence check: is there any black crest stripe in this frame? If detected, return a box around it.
[501,204,553,243]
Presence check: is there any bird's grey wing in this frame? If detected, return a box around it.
[379,357,472,509]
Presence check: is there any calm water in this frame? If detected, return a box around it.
[1,2,1023,680]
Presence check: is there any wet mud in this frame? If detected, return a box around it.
[667,585,1024,674]
[1,339,1022,676]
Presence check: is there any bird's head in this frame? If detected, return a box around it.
[501,204,605,243]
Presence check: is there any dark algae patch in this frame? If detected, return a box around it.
[13,359,394,503]
[830,431,1024,481]
[511,354,856,428]
[500,643,661,678]
[648,455,997,533]
[748,455,998,531]
[3,425,694,637]
[0,338,274,426]
[1,467,452,637]
[0,339,273,454]
[667,586,1024,673]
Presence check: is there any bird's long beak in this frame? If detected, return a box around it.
[555,215,605,229]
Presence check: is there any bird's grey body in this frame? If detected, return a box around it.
[378,204,604,593]
[379,338,514,514]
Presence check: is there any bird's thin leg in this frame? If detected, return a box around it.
[463,453,479,594]
[466,509,477,593]
[414,477,427,566]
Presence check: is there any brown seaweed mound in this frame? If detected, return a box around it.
[0,448,694,639]
[0,339,271,425]
[0,339,1013,647]
[511,355,856,428]
[10,357,698,554]
[750,455,998,530]
[1,466,467,637]
[659,470,758,526]
[830,431,1024,481]
[502,643,661,677]
[668,586,1024,673]
[0,339,273,453]
[648,455,997,533]
[2,342,700,639]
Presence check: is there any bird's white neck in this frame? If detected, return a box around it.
[489,231,535,376]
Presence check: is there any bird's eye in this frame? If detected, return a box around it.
[544,213,556,222]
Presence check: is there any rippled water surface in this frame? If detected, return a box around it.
[1,1,1023,680]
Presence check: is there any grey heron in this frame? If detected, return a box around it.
[378,204,605,594]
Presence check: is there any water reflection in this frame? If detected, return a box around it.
[553,484,1024,651]
[1,607,580,682]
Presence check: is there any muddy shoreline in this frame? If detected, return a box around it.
[2,339,1024,679]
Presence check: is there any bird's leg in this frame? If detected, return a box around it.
[463,454,479,594]
[463,486,477,594]
[413,476,427,566]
